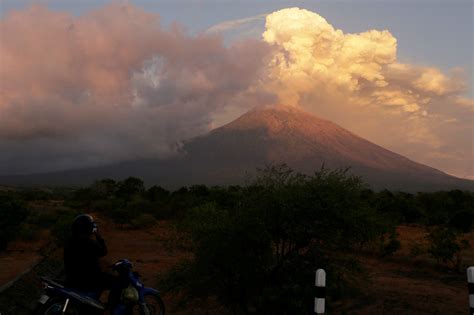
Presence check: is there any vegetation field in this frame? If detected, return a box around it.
[0,165,472,314]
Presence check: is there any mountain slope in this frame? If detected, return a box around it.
[180,105,470,190]
[0,105,472,191]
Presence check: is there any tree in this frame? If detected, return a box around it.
[165,165,389,313]
[146,186,170,202]
[116,177,145,200]
[91,178,117,198]
[427,226,469,270]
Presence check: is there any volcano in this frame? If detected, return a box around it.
[1,105,472,191]
[177,105,472,191]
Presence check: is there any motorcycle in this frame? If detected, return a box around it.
[33,259,165,315]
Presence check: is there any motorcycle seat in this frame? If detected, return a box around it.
[64,290,106,310]
[40,276,65,288]
[40,276,106,310]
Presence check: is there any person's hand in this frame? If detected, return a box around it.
[93,222,101,238]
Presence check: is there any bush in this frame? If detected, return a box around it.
[448,210,474,233]
[417,190,474,226]
[92,198,123,213]
[380,231,401,257]
[51,211,80,246]
[17,223,39,241]
[27,207,58,229]
[0,195,30,250]
[91,178,118,198]
[146,186,170,202]
[409,242,426,258]
[427,226,469,270]
[165,165,388,313]
[131,213,157,229]
[116,177,145,200]
[373,191,425,224]
[104,208,134,225]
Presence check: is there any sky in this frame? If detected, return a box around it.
[0,0,472,178]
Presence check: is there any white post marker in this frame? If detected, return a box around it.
[468,267,474,315]
[314,269,326,314]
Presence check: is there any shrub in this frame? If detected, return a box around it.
[417,190,474,226]
[91,178,118,198]
[67,188,97,208]
[104,208,134,225]
[27,207,58,228]
[380,231,401,257]
[131,213,157,229]
[0,195,30,250]
[427,226,470,270]
[165,165,388,313]
[92,198,123,213]
[146,186,170,202]
[373,191,425,224]
[409,242,426,258]
[116,177,145,200]
[51,210,80,246]
[17,223,39,241]
[448,210,474,233]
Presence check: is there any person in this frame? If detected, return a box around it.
[64,214,125,309]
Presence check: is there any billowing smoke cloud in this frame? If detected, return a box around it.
[260,8,473,178]
[1,5,472,178]
[0,4,273,174]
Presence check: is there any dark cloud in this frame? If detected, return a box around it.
[0,3,274,174]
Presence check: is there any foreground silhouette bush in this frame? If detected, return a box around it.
[0,194,30,250]
[163,165,390,313]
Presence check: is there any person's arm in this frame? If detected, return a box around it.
[91,231,108,257]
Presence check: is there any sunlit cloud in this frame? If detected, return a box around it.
[261,8,466,112]
[258,7,472,178]
[0,5,472,179]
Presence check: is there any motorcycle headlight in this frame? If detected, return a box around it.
[121,285,139,304]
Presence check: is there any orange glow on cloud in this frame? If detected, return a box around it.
[262,8,467,113]
[258,8,472,178]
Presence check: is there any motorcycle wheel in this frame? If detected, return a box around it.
[133,293,165,315]
[33,297,80,315]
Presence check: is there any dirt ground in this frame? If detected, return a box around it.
[0,231,49,290]
[334,225,472,314]
[0,218,472,314]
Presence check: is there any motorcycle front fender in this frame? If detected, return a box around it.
[137,286,160,304]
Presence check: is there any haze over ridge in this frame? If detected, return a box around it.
[2,105,471,192]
